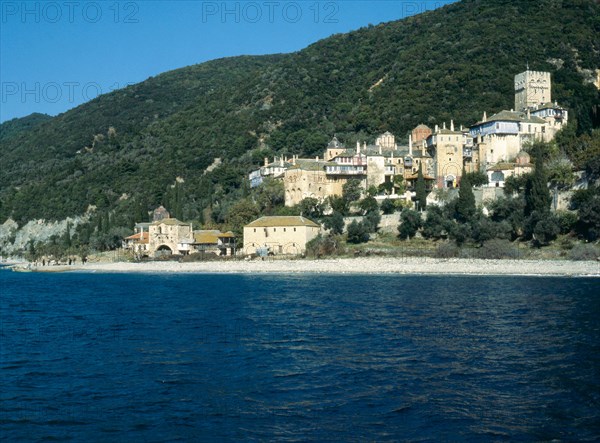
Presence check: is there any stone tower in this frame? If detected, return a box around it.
[514,70,551,111]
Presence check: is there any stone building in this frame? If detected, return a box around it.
[243,216,321,256]
[426,121,469,188]
[183,230,236,256]
[514,70,551,111]
[152,205,170,222]
[375,131,396,151]
[324,136,347,161]
[470,70,567,176]
[147,218,192,257]
[486,151,533,188]
[411,124,432,143]
[284,158,342,206]
[249,156,291,188]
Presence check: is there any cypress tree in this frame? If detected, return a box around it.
[415,163,427,211]
[524,154,551,216]
[455,172,476,222]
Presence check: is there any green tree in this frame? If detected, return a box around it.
[363,210,381,233]
[455,173,476,222]
[489,196,525,239]
[347,220,369,244]
[398,209,422,240]
[298,197,324,220]
[524,151,551,217]
[380,198,395,215]
[462,171,488,187]
[327,195,347,215]
[422,206,453,239]
[226,199,260,234]
[323,211,345,235]
[358,196,379,215]
[342,179,363,208]
[253,178,285,214]
[573,187,600,241]
[393,175,406,195]
[547,157,575,191]
[415,163,427,211]
[62,222,72,249]
[504,174,529,195]
[533,213,560,246]
[378,181,393,195]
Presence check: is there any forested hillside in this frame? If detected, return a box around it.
[1,0,599,226]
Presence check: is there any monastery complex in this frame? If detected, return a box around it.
[249,70,568,206]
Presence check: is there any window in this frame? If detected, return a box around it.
[274,228,276,232]
[294,228,297,232]
[254,228,256,232]
[284,228,286,232]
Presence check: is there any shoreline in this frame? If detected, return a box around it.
[12,257,600,277]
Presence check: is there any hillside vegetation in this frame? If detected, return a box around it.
[1,0,599,228]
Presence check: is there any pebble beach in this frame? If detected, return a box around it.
[20,257,600,276]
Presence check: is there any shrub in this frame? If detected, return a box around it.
[556,211,578,235]
[449,222,472,246]
[568,244,600,261]
[347,221,370,244]
[363,210,381,233]
[435,242,459,258]
[533,214,560,246]
[475,239,520,259]
[306,235,343,258]
[380,198,396,215]
[422,206,452,240]
[359,196,379,215]
[398,209,422,240]
[323,211,345,235]
[471,216,500,245]
[463,171,489,187]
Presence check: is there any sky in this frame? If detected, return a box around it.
[0,0,455,123]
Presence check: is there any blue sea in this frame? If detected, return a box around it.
[1,270,599,441]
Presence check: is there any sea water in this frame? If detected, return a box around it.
[1,270,599,441]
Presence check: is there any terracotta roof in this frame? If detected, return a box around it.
[124,232,149,243]
[245,216,320,228]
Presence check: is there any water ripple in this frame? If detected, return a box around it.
[1,272,599,441]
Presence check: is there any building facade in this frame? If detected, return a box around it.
[427,121,470,188]
[514,70,551,111]
[243,216,321,256]
[148,218,193,257]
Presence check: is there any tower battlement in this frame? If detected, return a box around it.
[514,70,551,111]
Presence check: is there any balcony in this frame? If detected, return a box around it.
[463,148,472,158]
[326,166,366,175]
